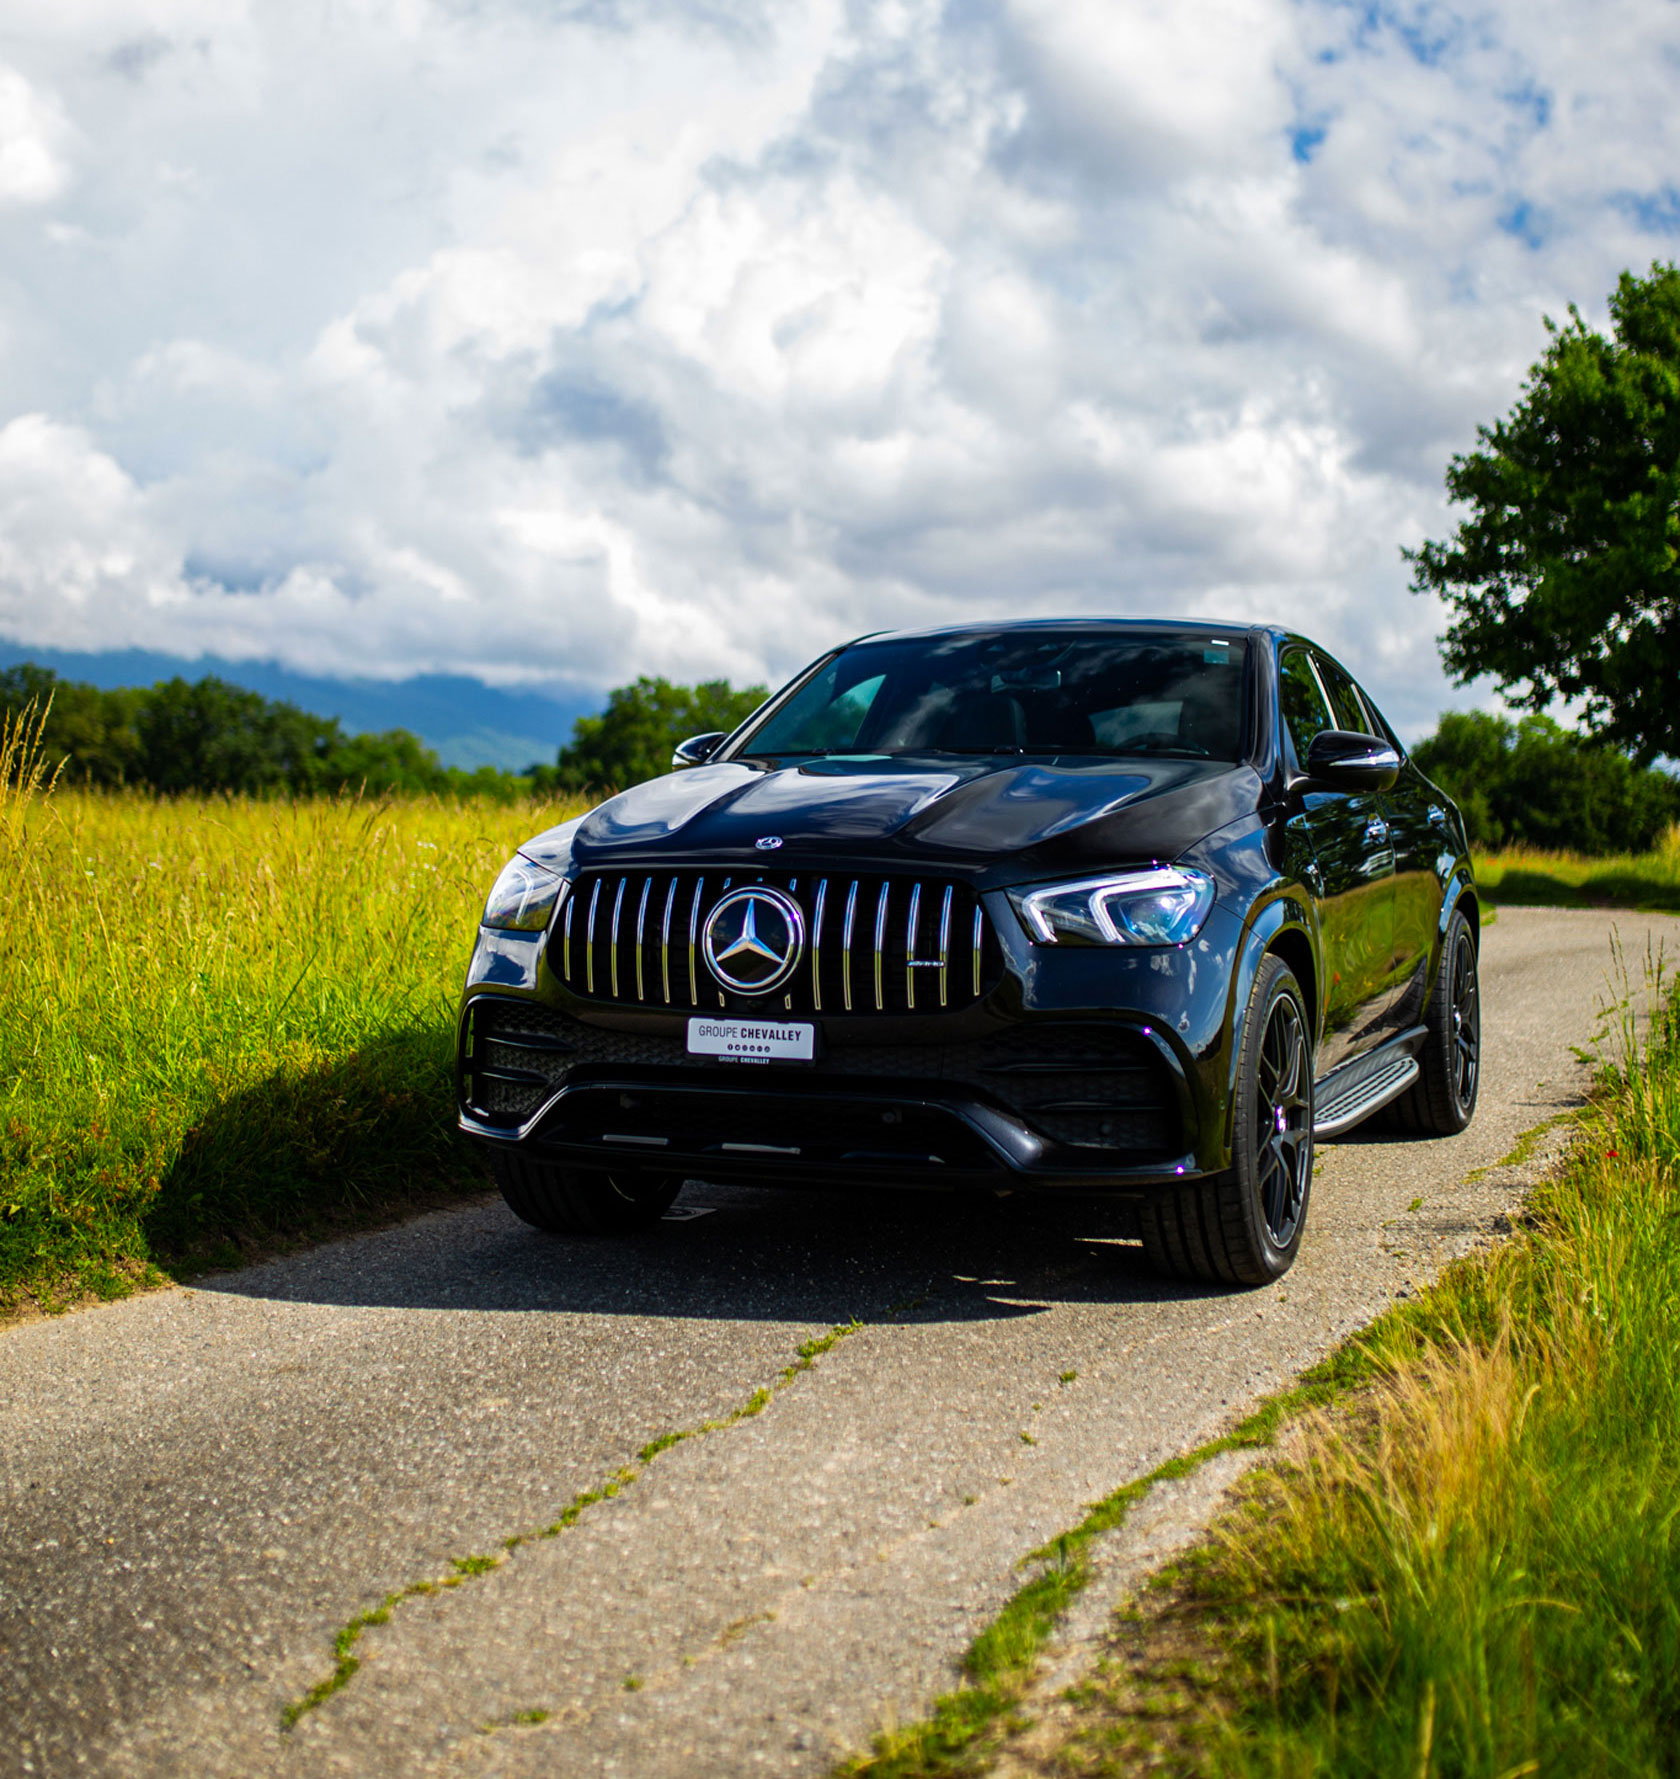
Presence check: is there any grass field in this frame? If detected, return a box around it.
[0,701,588,1312]
[1474,824,1680,912]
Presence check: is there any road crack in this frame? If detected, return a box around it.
[280,1316,865,1729]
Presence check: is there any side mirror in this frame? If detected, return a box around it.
[671,731,727,771]
[1304,729,1401,791]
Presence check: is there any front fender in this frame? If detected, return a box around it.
[1220,892,1318,1168]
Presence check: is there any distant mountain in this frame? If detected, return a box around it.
[0,644,595,771]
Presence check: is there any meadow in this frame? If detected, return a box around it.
[1473,828,1680,912]
[0,702,588,1312]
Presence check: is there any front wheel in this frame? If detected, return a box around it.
[1140,953,1315,1286]
[490,1152,682,1235]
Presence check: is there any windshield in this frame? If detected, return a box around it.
[734,630,1250,763]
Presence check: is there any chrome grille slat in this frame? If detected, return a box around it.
[634,877,651,1001]
[811,878,828,1012]
[905,882,922,1011]
[585,879,602,994]
[660,878,677,1004]
[938,885,952,1009]
[609,877,627,999]
[872,882,889,1013]
[560,869,996,1016]
[688,876,705,1005]
[715,877,730,1008]
[842,880,859,1012]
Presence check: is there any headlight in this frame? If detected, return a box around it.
[482,854,567,932]
[1009,867,1214,947]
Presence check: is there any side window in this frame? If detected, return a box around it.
[1350,679,1402,753]
[1278,649,1333,767]
[1314,654,1374,736]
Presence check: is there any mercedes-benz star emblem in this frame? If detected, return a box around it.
[702,886,806,996]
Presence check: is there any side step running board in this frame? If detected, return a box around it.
[1314,1052,1419,1137]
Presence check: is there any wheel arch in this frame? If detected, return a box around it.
[1444,873,1480,947]
[1265,925,1318,1043]
[1220,894,1319,1166]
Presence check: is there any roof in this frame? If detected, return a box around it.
[849,615,1272,647]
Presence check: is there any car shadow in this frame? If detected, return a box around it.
[152,1026,1239,1325]
[193,1172,1222,1325]
[141,1025,481,1267]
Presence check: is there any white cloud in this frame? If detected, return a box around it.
[1,0,1678,737]
[0,65,71,205]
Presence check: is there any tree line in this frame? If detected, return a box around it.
[0,663,767,802]
[1412,712,1677,854]
[0,664,525,800]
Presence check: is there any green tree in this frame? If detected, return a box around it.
[322,727,447,795]
[1412,709,1680,853]
[0,666,145,785]
[554,676,768,791]
[133,677,344,794]
[1407,262,1680,764]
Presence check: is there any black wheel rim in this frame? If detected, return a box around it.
[1449,930,1479,1110]
[1256,993,1311,1248]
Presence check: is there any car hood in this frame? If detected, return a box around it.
[524,755,1263,875]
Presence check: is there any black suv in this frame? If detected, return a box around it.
[457,621,1480,1285]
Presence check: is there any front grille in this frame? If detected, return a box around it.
[463,1001,1179,1158]
[552,870,1001,1017]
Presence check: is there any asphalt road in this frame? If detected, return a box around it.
[4,907,1675,1779]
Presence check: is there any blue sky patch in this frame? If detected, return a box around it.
[1503,80,1552,131]
[1497,199,1549,250]
[1614,187,1680,235]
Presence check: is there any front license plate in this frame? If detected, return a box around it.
[687,1017,815,1065]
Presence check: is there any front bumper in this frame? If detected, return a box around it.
[455,898,1244,1194]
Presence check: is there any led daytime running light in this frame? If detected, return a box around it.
[1011,867,1214,948]
[482,854,567,932]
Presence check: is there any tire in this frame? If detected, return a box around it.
[1140,953,1314,1287]
[1384,909,1480,1135]
[490,1152,682,1235]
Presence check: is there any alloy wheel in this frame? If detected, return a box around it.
[1450,929,1480,1111]
[1256,993,1312,1247]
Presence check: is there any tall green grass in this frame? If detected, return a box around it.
[1474,823,1680,911]
[1036,949,1680,1777]
[0,698,589,1311]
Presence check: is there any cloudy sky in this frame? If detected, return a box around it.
[0,0,1676,745]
